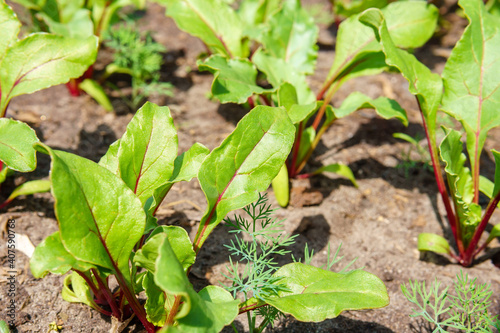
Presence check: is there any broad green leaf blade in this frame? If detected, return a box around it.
[333,92,408,125]
[441,0,500,179]
[194,106,295,251]
[277,82,318,124]
[115,102,178,204]
[237,0,280,39]
[154,0,246,58]
[312,163,358,187]
[486,224,500,244]
[134,226,196,274]
[61,272,99,310]
[39,8,94,39]
[329,2,438,85]
[0,165,13,184]
[143,271,175,326]
[198,55,267,104]
[253,49,315,104]
[417,233,451,254]
[440,128,482,245]
[98,138,121,173]
[0,1,20,61]
[36,143,145,286]
[147,142,209,218]
[6,180,50,202]
[30,231,96,278]
[0,34,98,115]
[78,79,113,111]
[260,0,318,75]
[265,263,389,321]
[479,175,494,198]
[0,319,9,333]
[0,118,39,172]
[155,237,239,332]
[297,125,315,163]
[271,163,289,207]
[359,8,442,140]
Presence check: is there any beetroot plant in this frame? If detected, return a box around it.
[0,102,389,331]
[153,0,439,206]
[361,0,500,266]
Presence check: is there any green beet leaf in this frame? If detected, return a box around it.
[333,92,407,125]
[441,0,500,183]
[486,224,500,244]
[334,0,387,18]
[154,0,246,58]
[264,263,389,321]
[155,237,239,332]
[0,16,98,115]
[142,271,176,326]
[491,150,500,198]
[30,231,96,278]
[439,128,482,246]
[359,8,443,141]
[271,163,289,207]
[35,143,145,287]
[114,102,178,205]
[135,226,196,274]
[5,180,50,204]
[61,271,99,310]
[0,1,20,62]
[237,0,280,40]
[260,0,318,75]
[312,163,358,188]
[417,233,451,254]
[328,1,438,87]
[198,55,267,104]
[193,106,295,252]
[297,126,315,163]
[0,118,39,172]
[277,82,317,124]
[253,48,315,104]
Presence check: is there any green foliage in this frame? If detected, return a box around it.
[0,0,98,116]
[360,0,500,266]
[103,24,173,110]
[223,194,389,332]
[402,271,499,332]
[155,0,438,206]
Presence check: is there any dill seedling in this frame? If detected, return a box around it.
[223,193,296,332]
[104,24,173,110]
[401,271,499,332]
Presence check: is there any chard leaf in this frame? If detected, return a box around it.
[30,231,96,278]
[134,226,195,274]
[0,33,98,115]
[260,0,318,75]
[333,92,408,125]
[297,126,315,163]
[491,149,500,198]
[39,8,94,39]
[143,271,175,326]
[264,263,389,321]
[417,233,451,254]
[0,118,39,172]
[312,163,358,187]
[154,0,246,58]
[194,106,294,252]
[328,1,438,86]
[0,1,20,61]
[277,82,317,124]
[253,49,315,104]
[334,0,387,18]
[486,224,500,244]
[36,143,145,287]
[359,8,443,141]
[61,271,99,310]
[441,0,500,181]
[237,0,280,39]
[440,128,481,246]
[155,237,239,332]
[114,102,178,205]
[6,180,50,202]
[198,55,267,104]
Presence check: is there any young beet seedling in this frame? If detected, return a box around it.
[360,0,500,266]
[0,102,389,331]
[9,0,145,97]
[0,0,96,209]
[153,0,438,206]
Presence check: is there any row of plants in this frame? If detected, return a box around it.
[0,0,499,331]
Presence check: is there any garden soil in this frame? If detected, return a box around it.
[1,1,500,332]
